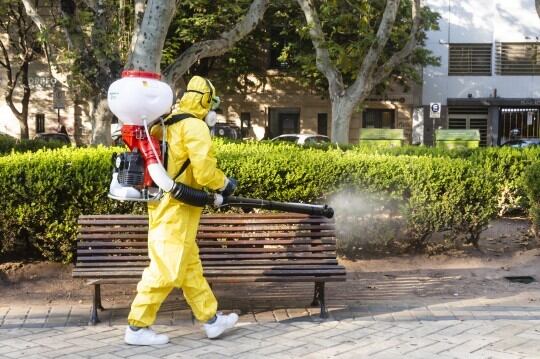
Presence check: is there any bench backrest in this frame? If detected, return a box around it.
[76,213,338,268]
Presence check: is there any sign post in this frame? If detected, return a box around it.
[53,88,66,123]
[430,102,441,119]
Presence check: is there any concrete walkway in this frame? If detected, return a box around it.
[4,257,540,358]
[2,291,540,358]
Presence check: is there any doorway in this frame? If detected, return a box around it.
[448,107,488,146]
[278,113,299,134]
[499,108,540,143]
[268,108,300,138]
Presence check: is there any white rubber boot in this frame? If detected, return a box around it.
[124,326,169,345]
[203,312,239,339]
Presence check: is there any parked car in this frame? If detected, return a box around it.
[500,138,540,148]
[271,134,331,145]
[33,133,71,144]
[211,123,242,140]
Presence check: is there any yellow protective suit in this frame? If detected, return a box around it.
[128,76,227,327]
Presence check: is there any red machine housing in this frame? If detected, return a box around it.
[121,125,161,187]
[118,70,165,188]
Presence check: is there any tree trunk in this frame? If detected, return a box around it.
[91,94,111,145]
[19,61,31,140]
[127,0,176,72]
[331,96,355,144]
[72,97,84,146]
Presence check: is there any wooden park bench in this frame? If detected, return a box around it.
[72,213,346,324]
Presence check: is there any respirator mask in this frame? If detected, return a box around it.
[204,95,220,127]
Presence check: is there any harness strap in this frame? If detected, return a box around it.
[163,112,196,181]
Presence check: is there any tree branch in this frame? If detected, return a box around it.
[295,0,344,97]
[20,0,46,31]
[370,0,421,87]
[21,0,67,86]
[348,0,401,100]
[162,0,270,85]
[0,38,11,71]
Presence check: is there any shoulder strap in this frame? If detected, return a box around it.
[164,112,195,181]
[164,112,196,127]
[173,158,190,181]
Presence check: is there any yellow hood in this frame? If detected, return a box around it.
[174,76,215,120]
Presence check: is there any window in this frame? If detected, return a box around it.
[35,113,45,133]
[448,44,492,75]
[496,42,540,75]
[362,109,394,129]
[317,113,328,135]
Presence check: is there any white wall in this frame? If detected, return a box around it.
[423,0,540,105]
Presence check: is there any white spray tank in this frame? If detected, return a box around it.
[107,70,175,201]
[107,70,173,126]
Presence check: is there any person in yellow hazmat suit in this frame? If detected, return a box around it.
[124,76,238,346]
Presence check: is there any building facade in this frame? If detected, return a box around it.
[422,0,540,146]
[217,72,419,144]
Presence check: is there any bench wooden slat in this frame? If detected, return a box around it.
[82,276,346,285]
[77,239,336,248]
[79,224,335,233]
[74,259,339,267]
[78,232,335,240]
[73,269,346,278]
[78,218,332,226]
[74,264,343,272]
[77,246,336,255]
[77,252,337,261]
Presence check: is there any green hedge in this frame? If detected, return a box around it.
[0,147,144,262]
[0,142,508,262]
[523,162,540,236]
[0,135,68,155]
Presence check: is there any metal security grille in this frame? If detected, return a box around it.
[500,108,540,142]
[448,107,488,146]
[449,44,492,75]
[495,42,540,75]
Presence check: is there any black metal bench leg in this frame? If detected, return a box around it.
[311,282,320,306]
[90,284,101,325]
[311,282,328,319]
[95,284,105,310]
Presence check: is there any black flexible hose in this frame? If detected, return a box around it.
[170,182,215,207]
[168,183,334,218]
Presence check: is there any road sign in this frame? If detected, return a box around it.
[53,88,65,110]
[430,102,441,118]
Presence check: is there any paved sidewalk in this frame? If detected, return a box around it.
[2,292,540,358]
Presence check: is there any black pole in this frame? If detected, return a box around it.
[223,196,334,218]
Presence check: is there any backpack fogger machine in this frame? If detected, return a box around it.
[106,70,334,219]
